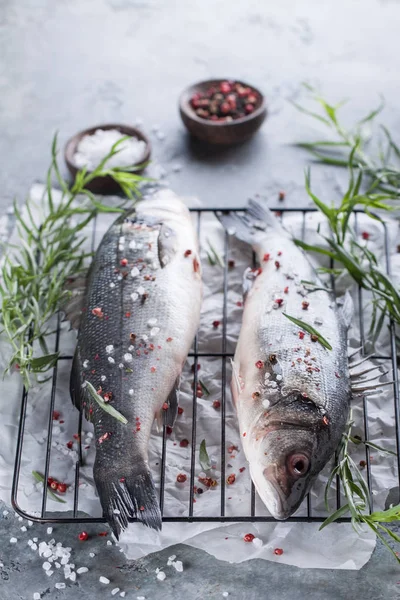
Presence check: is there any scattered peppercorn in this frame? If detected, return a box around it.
[275,261,280,269]
[178,406,184,415]
[359,460,367,469]
[180,439,189,448]
[278,191,286,201]
[57,482,67,494]
[274,548,284,555]
[228,259,235,268]
[52,411,60,420]
[302,300,309,310]
[243,533,255,542]
[213,400,221,409]
[255,360,264,369]
[263,253,270,262]
[213,320,221,328]
[78,531,89,541]
[166,426,173,435]
[299,331,305,340]
[361,231,370,240]
[50,481,58,491]
[310,334,319,343]
[184,249,192,257]
[226,474,236,485]
[177,473,187,483]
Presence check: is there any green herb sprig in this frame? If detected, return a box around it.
[0,135,150,387]
[321,415,400,564]
[199,439,211,471]
[282,313,332,350]
[32,470,66,504]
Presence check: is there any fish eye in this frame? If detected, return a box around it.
[287,453,310,477]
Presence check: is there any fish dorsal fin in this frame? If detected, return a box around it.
[61,273,89,330]
[337,291,353,330]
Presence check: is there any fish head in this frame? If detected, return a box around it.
[246,392,339,519]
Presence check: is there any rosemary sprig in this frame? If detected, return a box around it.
[321,415,400,563]
[85,382,128,424]
[293,84,400,197]
[199,439,211,471]
[206,238,225,267]
[0,135,149,387]
[282,313,332,350]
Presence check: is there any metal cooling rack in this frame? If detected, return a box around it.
[11,207,400,525]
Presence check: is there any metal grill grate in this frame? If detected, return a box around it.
[11,207,400,525]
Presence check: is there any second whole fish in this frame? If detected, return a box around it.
[68,191,202,537]
[218,201,353,519]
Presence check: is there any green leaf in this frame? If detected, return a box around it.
[367,505,400,523]
[357,98,385,125]
[199,439,211,471]
[282,313,332,350]
[319,503,350,530]
[86,381,128,424]
[32,470,66,504]
[206,238,225,267]
[198,379,210,396]
[294,239,336,259]
[30,353,59,371]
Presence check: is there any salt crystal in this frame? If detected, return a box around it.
[55,562,61,568]
[113,509,121,515]
[42,562,51,571]
[129,240,136,250]
[33,594,41,600]
[108,357,115,364]
[45,570,53,577]
[110,282,116,288]
[137,286,145,296]
[119,236,125,245]
[33,537,38,542]
[131,292,139,302]
[99,576,110,584]
[168,554,176,562]
[124,353,133,363]
[252,537,263,548]
[111,589,120,596]
[222,593,229,597]
[69,571,76,582]
[77,567,89,574]
[137,596,145,600]
[147,318,157,327]
[100,375,106,382]
[173,560,183,572]
[130,267,140,278]
[107,540,113,546]
[106,345,114,354]
[47,527,53,535]
[55,583,66,589]
[20,526,27,532]
[10,537,17,543]
[3,510,9,516]
[73,129,147,171]
[156,571,166,581]
[156,131,165,141]
[120,594,126,598]
[83,359,89,368]
[89,552,95,558]
[129,389,134,396]
[150,327,160,337]
[31,543,38,551]
[119,363,124,369]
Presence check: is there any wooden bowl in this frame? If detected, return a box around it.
[64,124,151,195]
[179,79,267,145]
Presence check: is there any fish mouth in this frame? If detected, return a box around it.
[251,463,306,520]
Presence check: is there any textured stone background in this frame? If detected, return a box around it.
[1,0,400,598]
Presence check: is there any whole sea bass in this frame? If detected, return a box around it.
[68,192,202,537]
[219,201,352,519]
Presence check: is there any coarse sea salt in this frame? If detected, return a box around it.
[33,594,41,600]
[55,583,66,589]
[77,566,89,574]
[111,588,120,596]
[156,571,166,581]
[10,537,17,543]
[99,576,110,584]
[73,129,147,171]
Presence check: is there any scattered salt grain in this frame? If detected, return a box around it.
[10,537,17,543]
[18,517,23,522]
[167,554,176,564]
[173,560,183,572]
[252,537,263,549]
[100,576,110,584]
[130,267,140,278]
[69,572,76,582]
[131,292,139,302]
[33,537,38,542]
[33,594,41,600]
[55,583,66,589]
[83,360,89,369]
[124,353,133,363]
[47,527,53,535]
[3,510,9,516]
[20,526,27,532]
[129,389,134,396]
[137,596,145,600]
[42,562,51,571]
[113,509,121,515]
[77,567,89,574]
[110,282,116,288]
[89,552,95,558]
[108,357,115,364]
[137,286,145,296]
[106,345,114,354]
[55,562,61,569]
[147,318,157,327]
[129,240,136,250]
[222,593,229,597]
[45,570,54,577]
[73,129,147,171]
[119,363,124,369]
[101,375,107,382]
[107,540,113,546]
[156,571,166,581]
[111,588,120,596]
[150,327,160,337]
[120,593,126,598]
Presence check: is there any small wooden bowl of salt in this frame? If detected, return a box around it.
[64,124,151,195]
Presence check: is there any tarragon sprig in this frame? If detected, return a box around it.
[0,134,150,388]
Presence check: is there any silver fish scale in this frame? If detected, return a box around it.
[255,237,350,419]
[78,219,180,465]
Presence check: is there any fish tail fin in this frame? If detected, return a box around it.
[216,200,285,248]
[95,467,162,539]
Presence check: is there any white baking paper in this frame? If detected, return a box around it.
[0,183,399,569]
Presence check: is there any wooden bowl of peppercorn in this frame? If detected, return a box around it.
[179,79,267,145]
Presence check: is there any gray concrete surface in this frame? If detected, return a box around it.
[1,0,400,598]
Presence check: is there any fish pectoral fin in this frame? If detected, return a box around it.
[156,376,181,431]
[61,272,90,330]
[157,223,177,267]
[338,290,354,330]
[70,349,92,422]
